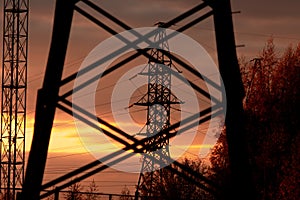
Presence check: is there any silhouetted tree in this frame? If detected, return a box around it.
[64,182,83,200]
[209,127,231,199]
[119,185,133,200]
[245,39,299,200]
[209,39,300,200]
[85,180,100,200]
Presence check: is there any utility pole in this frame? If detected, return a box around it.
[134,25,181,199]
[1,0,29,199]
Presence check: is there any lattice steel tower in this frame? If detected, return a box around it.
[1,0,28,199]
[134,25,181,199]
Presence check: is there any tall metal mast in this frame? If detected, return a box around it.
[1,0,28,199]
[134,25,181,199]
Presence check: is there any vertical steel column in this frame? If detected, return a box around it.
[1,0,29,199]
[211,0,255,199]
[20,0,76,199]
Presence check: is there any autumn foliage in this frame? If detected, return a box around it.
[223,39,300,200]
[241,39,300,200]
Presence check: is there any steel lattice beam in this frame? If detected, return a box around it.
[22,0,218,198]
[19,0,254,199]
[1,0,29,199]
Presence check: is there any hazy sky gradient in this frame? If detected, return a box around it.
[22,0,300,154]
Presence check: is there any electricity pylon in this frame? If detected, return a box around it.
[20,1,255,199]
[0,0,29,199]
[134,25,182,199]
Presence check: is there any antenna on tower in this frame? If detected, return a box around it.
[1,0,29,199]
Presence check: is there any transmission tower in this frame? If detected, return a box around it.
[134,25,181,199]
[20,1,254,199]
[1,0,29,199]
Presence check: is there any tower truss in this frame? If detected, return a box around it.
[1,0,29,199]
[134,27,182,198]
[19,0,254,199]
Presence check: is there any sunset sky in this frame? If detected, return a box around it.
[1,0,299,194]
